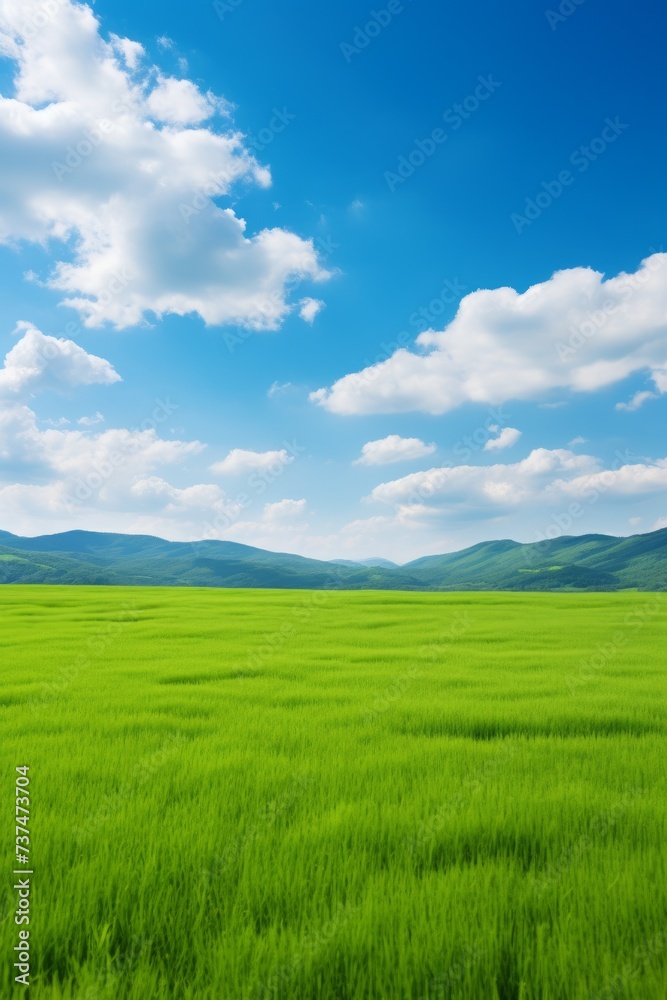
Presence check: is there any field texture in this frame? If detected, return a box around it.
[1,586,666,999]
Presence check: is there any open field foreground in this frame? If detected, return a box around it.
[1,586,666,999]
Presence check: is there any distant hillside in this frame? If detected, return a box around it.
[401,530,667,591]
[0,527,665,591]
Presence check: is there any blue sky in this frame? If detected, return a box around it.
[0,0,665,561]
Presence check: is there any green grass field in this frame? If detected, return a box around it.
[1,585,666,999]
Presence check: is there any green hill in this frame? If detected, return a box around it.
[401,530,667,591]
[0,527,665,591]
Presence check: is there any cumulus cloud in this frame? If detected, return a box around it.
[219,497,314,553]
[551,461,667,500]
[0,324,223,538]
[311,255,667,415]
[130,476,226,510]
[210,448,294,476]
[145,76,222,124]
[0,389,238,542]
[0,401,203,485]
[298,297,325,323]
[483,426,522,452]
[263,498,307,521]
[109,34,144,70]
[353,435,436,466]
[0,0,328,330]
[0,326,309,544]
[365,447,667,516]
[0,324,120,397]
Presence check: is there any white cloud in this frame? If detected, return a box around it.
[210,448,294,476]
[109,34,144,70]
[0,326,311,546]
[0,324,217,537]
[146,76,221,124]
[0,402,203,483]
[552,461,667,500]
[77,411,105,426]
[367,449,600,511]
[615,390,657,412]
[311,255,667,414]
[219,497,314,553]
[0,324,120,397]
[263,498,307,521]
[0,0,328,330]
[366,448,667,516]
[130,476,226,511]
[483,426,522,452]
[568,436,588,446]
[298,297,325,323]
[353,435,436,467]
[339,505,441,558]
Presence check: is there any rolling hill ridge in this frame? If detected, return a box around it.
[0,527,665,590]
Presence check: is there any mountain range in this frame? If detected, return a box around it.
[0,527,665,591]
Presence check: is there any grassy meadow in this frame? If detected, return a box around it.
[1,585,666,999]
